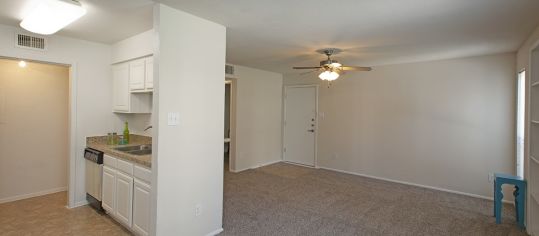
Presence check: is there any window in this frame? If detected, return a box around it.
[516,70,526,178]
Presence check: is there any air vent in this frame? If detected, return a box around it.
[15,33,46,50]
[225,64,235,75]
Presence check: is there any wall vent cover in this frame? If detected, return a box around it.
[15,33,46,50]
[225,64,235,75]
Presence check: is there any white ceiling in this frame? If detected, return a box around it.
[0,0,153,44]
[1,1,539,73]
[156,0,539,73]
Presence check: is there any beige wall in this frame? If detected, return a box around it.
[230,65,283,172]
[284,53,516,198]
[0,59,69,202]
[153,4,226,235]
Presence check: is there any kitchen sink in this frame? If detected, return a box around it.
[128,149,152,156]
[114,144,152,155]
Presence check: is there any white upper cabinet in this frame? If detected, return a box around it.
[129,58,146,91]
[112,63,129,112]
[145,57,154,90]
[112,56,153,113]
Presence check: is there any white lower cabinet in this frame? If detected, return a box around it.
[102,154,151,236]
[102,166,116,213]
[115,171,133,227]
[133,179,151,236]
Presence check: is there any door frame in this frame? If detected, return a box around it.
[225,78,237,172]
[282,84,319,168]
[0,55,77,207]
[527,39,539,235]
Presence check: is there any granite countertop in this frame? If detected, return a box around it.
[86,134,152,168]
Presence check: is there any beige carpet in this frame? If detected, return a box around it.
[221,162,528,236]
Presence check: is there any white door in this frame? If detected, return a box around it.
[283,86,317,166]
[115,171,133,228]
[129,59,146,91]
[102,166,116,214]
[133,179,151,236]
[112,63,129,112]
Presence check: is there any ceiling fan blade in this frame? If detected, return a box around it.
[300,69,320,76]
[341,66,372,71]
[293,66,322,70]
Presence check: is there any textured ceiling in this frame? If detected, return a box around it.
[0,0,153,44]
[1,1,539,73]
[157,0,539,73]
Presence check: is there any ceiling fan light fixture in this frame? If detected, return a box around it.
[319,71,339,81]
[20,0,87,35]
[329,62,342,68]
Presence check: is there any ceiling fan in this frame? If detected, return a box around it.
[293,48,372,82]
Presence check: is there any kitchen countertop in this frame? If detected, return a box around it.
[86,134,152,168]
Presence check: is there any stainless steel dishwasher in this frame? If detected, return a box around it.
[84,148,104,212]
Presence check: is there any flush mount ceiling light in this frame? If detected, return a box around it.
[20,0,87,35]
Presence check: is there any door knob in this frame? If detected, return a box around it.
[307,129,315,132]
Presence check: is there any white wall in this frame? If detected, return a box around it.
[113,113,152,136]
[284,53,516,199]
[153,4,226,235]
[0,24,113,207]
[229,65,283,172]
[0,60,69,203]
[112,29,154,64]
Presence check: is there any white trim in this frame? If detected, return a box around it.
[283,161,317,169]
[0,53,77,208]
[319,166,513,204]
[205,228,224,236]
[68,63,78,209]
[282,84,319,167]
[528,39,539,235]
[230,159,282,173]
[66,200,89,209]
[0,187,67,204]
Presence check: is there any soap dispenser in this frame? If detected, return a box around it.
[123,121,130,144]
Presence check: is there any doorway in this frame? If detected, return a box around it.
[283,85,318,167]
[224,80,231,170]
[0,58,69,204]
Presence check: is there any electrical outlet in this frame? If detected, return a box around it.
[167,112,179,126]
[488,173,494,183]
[195,204,201,217]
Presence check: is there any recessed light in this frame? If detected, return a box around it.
[20,0,87,35]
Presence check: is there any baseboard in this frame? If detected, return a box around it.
[67,200,89,209]
[206,228,223,236]
[230,159,282,173]
[318,166,513,204]
[282,161,316,169]
[0,187,67,204]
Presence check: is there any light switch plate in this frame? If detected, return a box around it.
[168,112,179,126]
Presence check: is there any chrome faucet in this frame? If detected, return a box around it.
[144,125,153,131]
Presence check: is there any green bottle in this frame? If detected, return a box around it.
[123,121,130,144]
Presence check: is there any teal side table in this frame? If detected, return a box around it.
[493,173,526,228]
